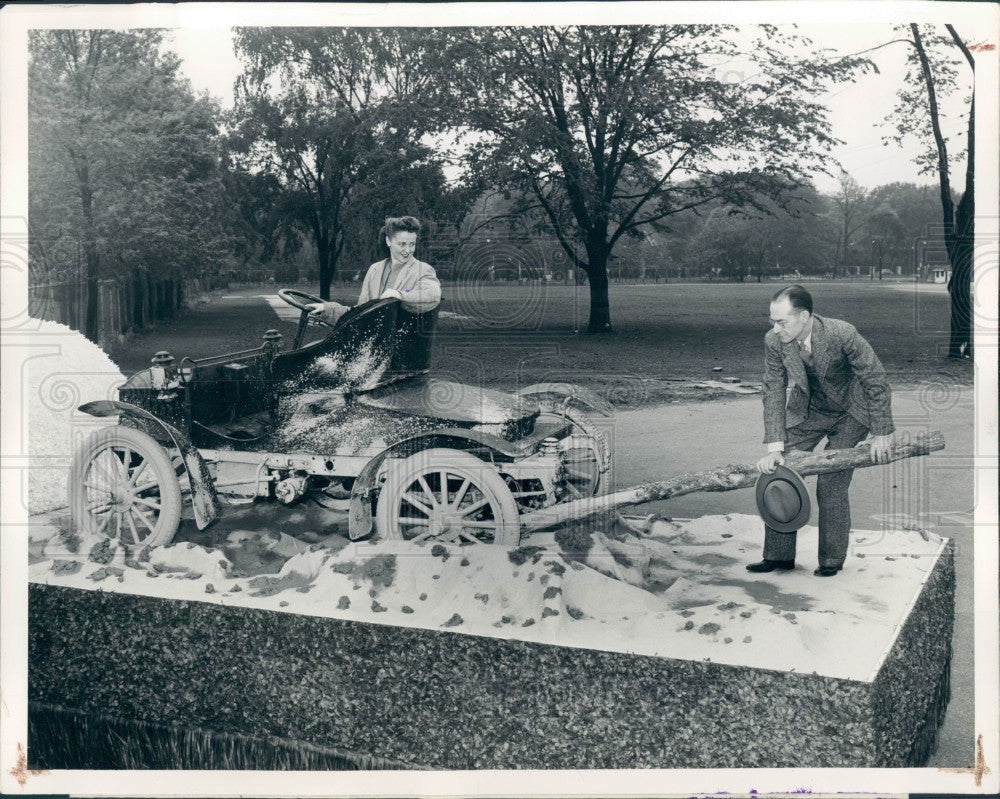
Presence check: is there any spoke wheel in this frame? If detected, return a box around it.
[536,402,610,500]
[376,449,520,546]
[69,426,182,549]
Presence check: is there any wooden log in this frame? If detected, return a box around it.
[519,430,946,534]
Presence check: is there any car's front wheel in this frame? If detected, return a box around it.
[68,425,182,549]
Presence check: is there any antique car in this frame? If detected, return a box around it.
[69,289,613,549]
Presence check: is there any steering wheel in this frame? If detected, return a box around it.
[277,288,333,350]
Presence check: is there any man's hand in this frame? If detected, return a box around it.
[379,288,403,300]
[868,433,893,464]
[757,450,785,474]
[306,302,325,318]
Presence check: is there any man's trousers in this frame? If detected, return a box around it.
[762,411,870,569]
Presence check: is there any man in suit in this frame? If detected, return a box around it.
[748,285,895,577]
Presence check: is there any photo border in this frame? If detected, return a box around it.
[2,2,997,796]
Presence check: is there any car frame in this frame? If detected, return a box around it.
[69,289,612,550]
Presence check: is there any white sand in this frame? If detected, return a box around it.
[306,339,390,392]
[27,512,947,681]
[25,320,126,514]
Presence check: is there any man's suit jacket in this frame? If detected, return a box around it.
[762,314,895,445]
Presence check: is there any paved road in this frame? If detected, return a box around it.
[612,387,977,767]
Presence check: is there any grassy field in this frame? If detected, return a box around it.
[108,280,973,408]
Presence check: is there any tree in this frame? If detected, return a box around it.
[29,30,235,341]
[228,28,457,299]
[827,171,870,275]
[432,26,872,332]
[221,165,297,270]
[337,143,473,270]
[885,24,974,358]
[863,182,941,275]
[689,184,835,281]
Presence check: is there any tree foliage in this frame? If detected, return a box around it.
[227,28,466,298]
[828,172,870,274]
[430,25,874,332]
[643,175,945,282]
[29,29,235,341]
[864,181,940,273]
[687,185,834,282]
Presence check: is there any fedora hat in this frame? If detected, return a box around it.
[755,465,811,533]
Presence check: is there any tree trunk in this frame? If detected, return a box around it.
[519,431,945,533]
[60,281,76,329]
[945,25,976,359]
[317,235,335,300]
[77,162,100,343]
[584,245,612,333]
[119,282,128,334]
[585,268,612,332]
[948,95,975,358]
[842,217,850,276]
[910,24,974,361]
[948,203,974,358]
[132,270,144,329]
[144,272,153,324]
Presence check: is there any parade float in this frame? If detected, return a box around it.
[25,294,952,770]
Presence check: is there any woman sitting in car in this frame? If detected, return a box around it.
[308,215,441,324]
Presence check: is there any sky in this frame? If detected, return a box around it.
[164,20,973,196]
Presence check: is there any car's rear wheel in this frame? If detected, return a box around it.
[68,425,182,549]
[376,449,520,546]
[536,402,610,499]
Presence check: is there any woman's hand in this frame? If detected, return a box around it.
[307,302,348,324]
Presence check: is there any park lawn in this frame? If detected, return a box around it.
[108,280,973,409]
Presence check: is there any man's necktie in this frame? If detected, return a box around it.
[798,341,813,367]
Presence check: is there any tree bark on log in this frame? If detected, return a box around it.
[520,431,945,534]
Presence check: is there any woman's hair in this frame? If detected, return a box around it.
[382,216,422,240]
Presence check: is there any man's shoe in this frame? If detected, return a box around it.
[746,559,795,573]
[813,565,842,577]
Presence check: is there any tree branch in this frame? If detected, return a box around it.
[945,24,975,71]
[520,431,946,532]
[529,175,589,270]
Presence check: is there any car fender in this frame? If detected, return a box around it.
[536,399,611,477]
[517,382,614,416]
[79,400,222,530]
[348,427,516,541]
